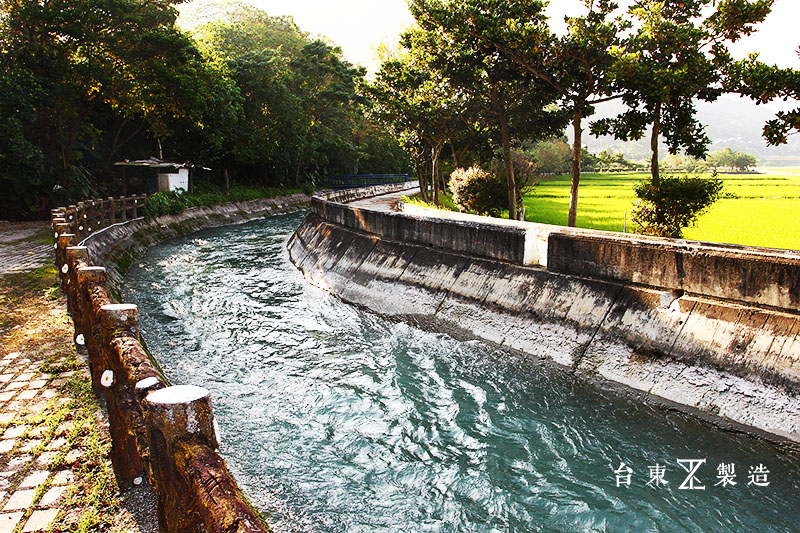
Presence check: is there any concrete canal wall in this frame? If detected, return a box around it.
[288,190,800,444]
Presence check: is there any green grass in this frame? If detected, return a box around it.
[403,193,459,212]
[409,171,800,250]
[521,171,800,250]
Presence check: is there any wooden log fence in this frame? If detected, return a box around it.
[57,195,147,242]
[52,200,270,533]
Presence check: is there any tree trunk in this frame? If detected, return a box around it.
[224,168,230,193]
[651,102,661,185]
[415,156,429,202]
[450,141,460,169]
[568,107,583,227]
[432,143,442,206]
[493,86,518,220]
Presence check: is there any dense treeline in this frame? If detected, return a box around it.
[0,0,409,219]
[368,0,799,229]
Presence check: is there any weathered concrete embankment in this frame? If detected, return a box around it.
[288,189,800,444]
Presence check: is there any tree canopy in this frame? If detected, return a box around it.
[0,0,409,218]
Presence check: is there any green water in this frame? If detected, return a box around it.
[124,213,800,532]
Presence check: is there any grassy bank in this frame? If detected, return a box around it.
[0,266,150,531]
[408,169,800,251]
[526,170,800,250]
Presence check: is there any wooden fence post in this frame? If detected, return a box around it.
[99,304,147,485]
[64,246,89,320]
[144,385,219,531]
[56,234,76,293]
[76,266,107,393]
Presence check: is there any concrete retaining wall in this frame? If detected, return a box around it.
[548,233,800,311]
[289,194,800,444]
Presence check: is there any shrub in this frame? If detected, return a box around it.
[630,174,723,238]
[448,166,507,217]
[489,150,539,200]
[142,191,186,219]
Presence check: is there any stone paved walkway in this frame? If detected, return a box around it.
[0,221,156,532]
[0,222,53,275]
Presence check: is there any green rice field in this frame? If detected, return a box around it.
[524,169,800,251]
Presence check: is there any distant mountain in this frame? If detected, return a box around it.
[578,95,800,165]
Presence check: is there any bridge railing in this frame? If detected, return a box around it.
[327,174,410,189]
[51,205,269,533]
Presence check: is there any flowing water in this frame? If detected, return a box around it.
[124,213,800,533]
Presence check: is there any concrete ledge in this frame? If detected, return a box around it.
[548,232,800,311]
[312,198,530,265]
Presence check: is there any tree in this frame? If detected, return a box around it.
[527,138,572,175]
[0,0,233,215]
[728,48,800,146]
[289,41,368,183]
[418,0,627,225]
[630,174,723,238]
[194,4,409,185]
[408,0,566,219]
[592,0,774,185]
[368,27,494,205]
[731,151,758,171]
[596,149,634,172]
[192,6,308,61]
[706,147,758,171]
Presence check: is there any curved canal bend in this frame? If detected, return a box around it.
[124,213,799,533]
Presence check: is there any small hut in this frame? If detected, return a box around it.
[113,158,210,195]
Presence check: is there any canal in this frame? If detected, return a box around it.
[124,212,799,532]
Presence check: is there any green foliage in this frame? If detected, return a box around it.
[630,174,723,238]
[725,41,800,145]
[0,0,408,219]
[596,149,637,172]
[192,3,409,185]
[706,147,759,171]
[141,191,187,219]
[489,149,540,200]
[592,0,778,185]
[396,0,567,216]
[141,185,305,219]
[527,138,572,175]
[448,166,508,217]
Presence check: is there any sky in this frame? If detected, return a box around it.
[242,0,800,74]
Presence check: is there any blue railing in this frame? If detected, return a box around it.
[327,174,410,189]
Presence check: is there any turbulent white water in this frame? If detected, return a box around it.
[124,213,800,533]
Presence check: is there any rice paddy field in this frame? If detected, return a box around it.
[523,168,800,251]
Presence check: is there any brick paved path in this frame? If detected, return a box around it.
[0,221,156,532]
[0,353,83,533]
[0,222,53,275]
